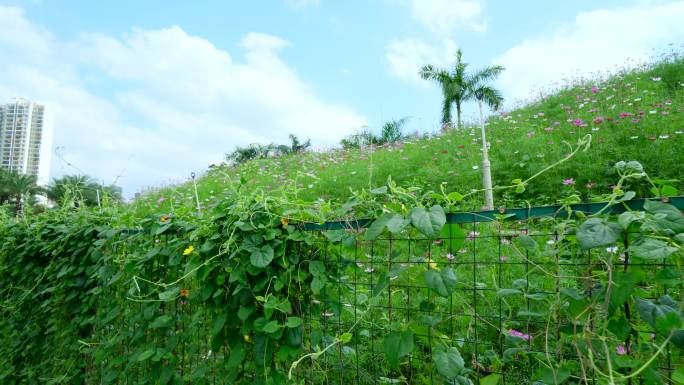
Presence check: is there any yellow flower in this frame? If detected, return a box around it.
[183,245,194,256]
[160,214,171,223]
[427,257,438,270]
[244,334,251,342]
[280,217,289,226]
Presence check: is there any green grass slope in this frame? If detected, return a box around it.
[134,56,684,217]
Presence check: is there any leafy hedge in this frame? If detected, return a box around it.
[2,160,684,384]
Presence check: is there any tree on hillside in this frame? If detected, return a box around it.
[48,174,122,207]
[380,117,409,144]
[226,134,312,166]
[420,49,504,130]
[340,118,410,150]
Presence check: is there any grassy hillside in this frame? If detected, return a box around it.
[133,56,684,217]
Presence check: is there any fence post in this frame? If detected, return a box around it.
[478,99,494,210]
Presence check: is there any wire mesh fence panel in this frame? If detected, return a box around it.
[78,198,684,384]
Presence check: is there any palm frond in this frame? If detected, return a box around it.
[474,86,504,111]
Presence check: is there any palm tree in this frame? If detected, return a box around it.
[47,174,122,207]
[0,168,11,204]
[420,49,504,130]
[5,172,43,215]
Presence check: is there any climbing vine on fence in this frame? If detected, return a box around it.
[1,138,683,384]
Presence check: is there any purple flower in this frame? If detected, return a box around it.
[616,345,627,355]
[508,329,531,341]
[446,253,455,261]
[562,178,575,186]
[499,255,508,262]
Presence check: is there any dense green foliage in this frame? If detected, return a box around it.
[1,157,683,384]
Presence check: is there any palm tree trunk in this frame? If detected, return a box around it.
[15,194,22,216]
[456,102,462,130]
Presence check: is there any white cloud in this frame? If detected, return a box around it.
[410,0,486,35]
[495,1,684,103]
[0,6,366,196]
[385,38,457,83]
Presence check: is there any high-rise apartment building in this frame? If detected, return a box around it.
[0,98,52,185]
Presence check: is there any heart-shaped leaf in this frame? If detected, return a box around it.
[250,245,274,268]
[410,206,446,238]
[383,331,414,368]
[432,345,464,379]
[425,268,457,297]
[576,218,621,249]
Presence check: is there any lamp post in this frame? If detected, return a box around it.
[477,96,494,210]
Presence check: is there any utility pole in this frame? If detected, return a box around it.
[478,98,494,210]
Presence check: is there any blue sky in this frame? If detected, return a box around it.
[1,0,682,195]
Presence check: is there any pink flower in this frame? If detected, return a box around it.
[508,329,531,341]
[572,119,585,127]
[544,127,554,132]
[591,86,599,94]
[593,116,604,124]
[562,178,575,186]
[618,112,632,119]
[499,255,508,262]
[466,231,481,241]
[616,345,627,355]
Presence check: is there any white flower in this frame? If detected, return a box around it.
[659,135,669,139]
[606,246,618,253]
[472,165,479,170]
[546,239,555,245]
[651,77,662,81]
[630,136,639,139]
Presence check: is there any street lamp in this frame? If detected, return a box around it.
[477,94,494,210]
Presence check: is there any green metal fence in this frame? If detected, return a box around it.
[296,197,684,384]
[86,198,683,384]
